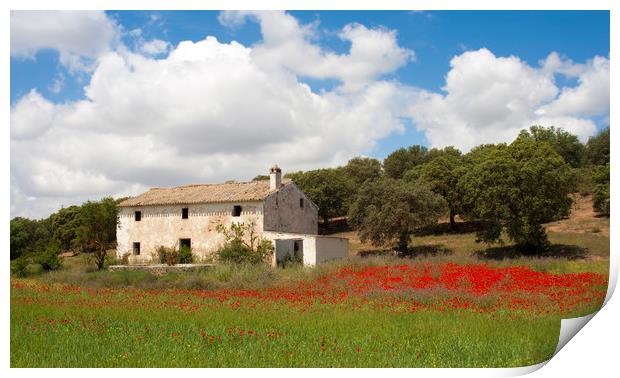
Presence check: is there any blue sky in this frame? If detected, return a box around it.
[11,11,610,156]
[10,10,610,217]
[12,11,610,96]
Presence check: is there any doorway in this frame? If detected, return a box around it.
[275,239,304,267]
[179,238,191,250]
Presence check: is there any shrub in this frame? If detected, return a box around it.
[156,246,166,264]
[36,240,62,271]
[572,167,594,196]
[592,163,610,215]
[256,240,275,262]
[104,252,127,267]
[217,239,255,264]
[215,221,274,264]
[156,246,178,265]
[28,264,45,276]
[11,256,29,277]
[166,250,178,266]
[279,250,303,268]
[178,245,194,264]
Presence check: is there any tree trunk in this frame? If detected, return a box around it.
[96,248,106,270]
[397,233,409,253]
[449,207,456,232]
[323,216,330,231]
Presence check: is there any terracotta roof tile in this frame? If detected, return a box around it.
[119,179,291,207]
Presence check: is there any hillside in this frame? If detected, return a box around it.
[331,194,609,272]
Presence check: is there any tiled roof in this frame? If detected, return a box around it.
[118,179,290,207]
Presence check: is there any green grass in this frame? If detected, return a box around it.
[547,231,609,258]
[11,286,577,368]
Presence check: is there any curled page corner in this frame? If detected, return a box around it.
[517,268,616,375]
[604,252,618,306]
[499,360,549,376]
[501,312,599,377]
[554,312,597,356]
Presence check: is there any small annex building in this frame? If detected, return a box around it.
[116,165,348,266]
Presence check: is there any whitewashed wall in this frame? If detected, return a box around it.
[117,201,264,264]
[263,231,348,266]
[314,236,349,264]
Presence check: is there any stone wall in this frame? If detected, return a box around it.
[263,183,318,234]
[117,201,264,264]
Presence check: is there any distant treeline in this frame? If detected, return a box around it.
[271,126,610,223]
[265,125,610,252]
[11,125,610,267]
[10,198,121,272]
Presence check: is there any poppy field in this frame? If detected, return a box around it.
[10,261,607,367]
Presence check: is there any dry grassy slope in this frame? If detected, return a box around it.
[546,194,609,237]
[333,194,610,260]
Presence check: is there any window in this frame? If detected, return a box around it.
[134,211,141,221]
[299,198,304,209]
[182,207,189,219]
[179,239,191,249]
[133,242,140,255]
[232,205,242,217]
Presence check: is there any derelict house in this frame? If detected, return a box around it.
[116,165,348,266]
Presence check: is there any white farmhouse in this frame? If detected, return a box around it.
[116,165,348,266]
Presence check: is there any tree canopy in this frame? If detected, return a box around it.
[592,163,610,215]
[50,205,82,251]
[404,147,464,229]
[348,178,446,252]
[10,217,50,260]
[75,198,119,270]
[341,157,382,187]
[459,138,574,251]
[383,145,429,179]
[516,125,585,167]
[585,127,610,166]
[286,168,352,224]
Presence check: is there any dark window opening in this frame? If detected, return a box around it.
[133,242,140,255]
[299,198,304,209]
[134,211,141,221]
[182,207,189,219]
[179,239,191,250]
[232,205,242,217]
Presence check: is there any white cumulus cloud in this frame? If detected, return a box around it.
[538,55,610,117]
[10,12,609,219]
[220,11,414,92]
[10,89,56,140]
[11,10,121,72]
[11,26,411,218]
[140,39,171,56]
[407,48,606,151]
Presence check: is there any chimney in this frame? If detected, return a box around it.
[269,164,282,190]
